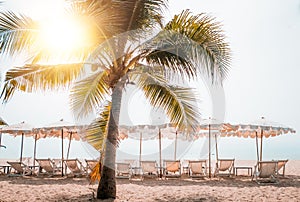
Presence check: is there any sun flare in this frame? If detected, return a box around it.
[39,16,87,53]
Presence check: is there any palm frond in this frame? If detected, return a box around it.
[111,0,167,33]
[70,69,110,118]
[0,11,39,55]
[84,102,110,151]
[88,161,101,184]
[164,9,231,82]
[142,9,230,82]
[129,67,201,132]
[1,63,84,102]
[141,31,196,79]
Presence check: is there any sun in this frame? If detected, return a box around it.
[39,15,87,53]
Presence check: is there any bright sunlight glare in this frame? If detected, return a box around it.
[40,16,86,52]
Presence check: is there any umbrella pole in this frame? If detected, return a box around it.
[139,132,142,167]
[159,129,162,178]
[0,133,2,148]
[174,131,178,160]
[61,129,64,177]
[215,134,219,161]
[208,124,211,178]
[20,133,24,162]
[255,131,259,163]
[33,134,37,167]
[260,129,263,162]
[66,132,72,160]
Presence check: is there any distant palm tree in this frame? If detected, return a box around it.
[0,0,230,199]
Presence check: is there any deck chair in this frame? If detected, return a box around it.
[214,159,235,177]
[164,160,181,179]
[85,159,99,175]
[181,160,190,175]
[35,158,61,177]
[252,161,278,184]
[52,159,62,170]
[189,160,207,178]
[7,161,33,176]
[115,162,131,179]
[276,160,288,177]
[64,159,86,177]
[123,160,141,179]
[140,160,158,180]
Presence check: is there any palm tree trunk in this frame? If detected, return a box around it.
[97,82,123,199]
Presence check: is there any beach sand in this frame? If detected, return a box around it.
[0,160,299,202]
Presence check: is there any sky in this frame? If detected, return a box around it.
[0,0,299,161]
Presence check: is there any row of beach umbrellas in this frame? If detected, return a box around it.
[0,119,84,176]
[0,117,296,178]
[117,117,296,178]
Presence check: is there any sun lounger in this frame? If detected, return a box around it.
[189,160,207,178]
[85,159,99,175]
[52,159,62,170]
[140,160,158,180]
[181,159,190,175]
[7,161,33,176]
[164,160,181,179]
[252,161,278,184]
[276,159,288,177]
[214,158,235,178]
[35,158,61,177]
[116,162,131,179]
[64,159,86,177]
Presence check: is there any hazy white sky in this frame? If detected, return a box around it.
[0,0,299,160]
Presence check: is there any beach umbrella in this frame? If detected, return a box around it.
[38,119,83,176]
[197,117,237,178]
[222,117,296,162]
[1,121,35,162]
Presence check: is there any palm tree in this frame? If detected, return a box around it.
[0,0,230,199]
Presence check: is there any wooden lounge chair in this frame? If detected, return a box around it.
[35,158,61,177]
[85,159,99,175]
[252,161,278,184]
[214,158,235,178]
[164,160,181,179]
[7,161,33,176]
[64,159,86,177]
[115,162,131,179]
[52,159,62,170]
[181,159,190,175]
[276,159,288,177]
[140,160,158,180]
[189,160,207,178]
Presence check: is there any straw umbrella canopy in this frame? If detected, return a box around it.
[1,121,35,162]
[37,119,83,176]
[197,117,238,178]
[221,117,296,162]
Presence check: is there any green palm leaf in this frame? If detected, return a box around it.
[1,63,83,102]
[142,9,230,82]
[70,69,110,118]
[129,67,201,132]
[164,9,231,81]
[0,11,39,55]
[111,0,166,33]
[84,101,111,151]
